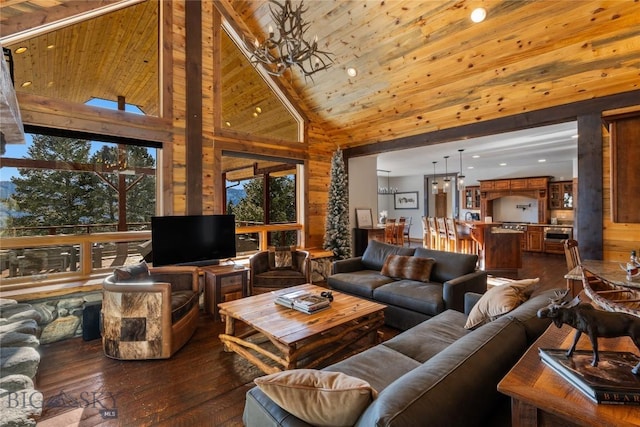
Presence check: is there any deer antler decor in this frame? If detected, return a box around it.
[247,0,333,80]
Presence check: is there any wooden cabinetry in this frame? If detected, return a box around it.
[549,181,573,209]
[509,178,527,190]
[479,177,550,224]
[525,228,543,252]
[479,181,494,191]
[464,186,480,209]
[494,180,511,190]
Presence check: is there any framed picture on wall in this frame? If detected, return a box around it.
[394,192,419,210]
[355,208,373,228]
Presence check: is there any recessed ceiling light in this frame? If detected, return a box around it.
[347,67,357,77]
[225,121,231,127]
[472,155,480,158]
[467,166,474,170]
[470,8,487,23]
[21,81,32,87]
[572,134,579,139]
[255,106,262,114]
[499,162,507,166]
[538,159,546,163]
[15,47,27,54]
[252,112,258,118]
[46,44,55,49]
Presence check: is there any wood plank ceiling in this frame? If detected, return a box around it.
[1,0,639,152]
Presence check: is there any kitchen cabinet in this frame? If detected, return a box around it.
[464,186,480,209]
[525,228,543,252]
[544,241,564,254]
[479,181,494,191]
[494,180,511,190]
[510,179,527,190]
[549,181,573,209]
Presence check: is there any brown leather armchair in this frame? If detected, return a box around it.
[102,265,200,360]
[249,248,310,294]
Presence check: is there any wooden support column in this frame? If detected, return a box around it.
[576,113,603,260]
[185,0,203,215]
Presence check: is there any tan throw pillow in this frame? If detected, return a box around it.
[381,255,435,283]
[464,278,540,329]
[254,369,377,427]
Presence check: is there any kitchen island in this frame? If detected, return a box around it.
[462,222,523,278]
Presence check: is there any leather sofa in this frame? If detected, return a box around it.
[243,288,560,427]
[328,240,487,330]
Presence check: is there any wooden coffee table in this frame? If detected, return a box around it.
[218,283,386,374]
[498,323,640,426]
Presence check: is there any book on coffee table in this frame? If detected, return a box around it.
[275,290,331,314]
[539,348,640,405]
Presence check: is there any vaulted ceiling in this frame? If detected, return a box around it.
[1,0,639,168]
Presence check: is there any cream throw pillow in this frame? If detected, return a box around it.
[464,278,540,329]
[254,369,377,427]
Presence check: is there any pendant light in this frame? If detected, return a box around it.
[443,156,450,193]
[457,149,466,191]
[431,161,438,194]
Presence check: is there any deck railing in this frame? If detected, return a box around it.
[0,223,303,292]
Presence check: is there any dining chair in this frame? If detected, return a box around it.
[402,217,412,246]
[396,217,407,246]
[384,219,397,245]
[563,239,581,271]
[563,239,582,296]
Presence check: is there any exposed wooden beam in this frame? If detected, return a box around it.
[185,0,203,215]
[0,157,155,175]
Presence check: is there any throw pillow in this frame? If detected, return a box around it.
[381,255,435,282]
[268,246,295,269]
[113,261,151,281]
[464,277,540,329]
[254,369,377,427]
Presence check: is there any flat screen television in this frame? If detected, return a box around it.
[151,214,236,266]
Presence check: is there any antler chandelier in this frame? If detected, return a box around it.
[248,0,333,79]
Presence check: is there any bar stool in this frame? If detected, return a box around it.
[427,217,439,250]
[421,217,429,248]
[436,217,449,251]
[446,218,475,254]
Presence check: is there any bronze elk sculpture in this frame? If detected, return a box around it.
[537,290,640,375]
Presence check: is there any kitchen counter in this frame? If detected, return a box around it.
[461,222,522,277]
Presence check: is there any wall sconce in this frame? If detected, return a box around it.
[431,161,438,195]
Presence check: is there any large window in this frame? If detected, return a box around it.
[0,128,157,282]
[227,173,297,253]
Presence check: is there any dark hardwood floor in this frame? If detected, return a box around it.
[35,252,567,427]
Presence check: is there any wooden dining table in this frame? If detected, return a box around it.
[564,259,640,296]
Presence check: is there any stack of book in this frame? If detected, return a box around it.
[275,290,331,314]
[539,348,640,405]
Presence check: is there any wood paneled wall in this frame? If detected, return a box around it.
[602,121,640,261]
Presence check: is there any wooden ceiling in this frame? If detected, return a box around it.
[1,0,639,153]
